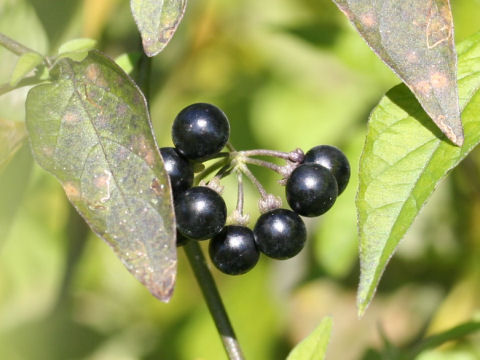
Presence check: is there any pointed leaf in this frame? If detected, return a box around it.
[357,32,480,315]
[331,0,463,146]
[131,0,187,57]
[25,50,176,301]
[0,118,27,172]
[287,317,332,360]
[9,52,43,86]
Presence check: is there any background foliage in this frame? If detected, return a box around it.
[1,0,480,359]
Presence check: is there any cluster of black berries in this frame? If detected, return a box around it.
[160,103,350,276]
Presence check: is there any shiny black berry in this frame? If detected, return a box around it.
[303,145,350,194]
[172,103,230,160]
[160,147,194,195]
[253,209,306,259]
[286,163,338,217]
[175,186,227,240]
[209,226,259,275]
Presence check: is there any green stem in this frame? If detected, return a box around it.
[0,33,38,56]
[0,33,50,66]
[137,53,152,108]
[183,241,245,360]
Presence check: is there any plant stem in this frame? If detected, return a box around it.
[243,157,284,174]
[183,241,246,360]
[0,33,39,56]
[240,148,301,161]
[240,164,268,199]
[194,158,230,185]
[236,171,244,214]
[137,53,152,109]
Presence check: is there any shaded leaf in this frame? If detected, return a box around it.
[9,52,43,86]
[331,0,463,146]
[57,38,97,54]
[356,32,480,315]
[0,118,27,172]
[25,50,176,301]
[287,317,332,360]
[131,0,187,57]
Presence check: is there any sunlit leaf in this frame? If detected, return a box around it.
[332,0,463,146]
[25,50,176,301]
[131,0,187,57]
[58,38,97,54]
[357,32,480,315]
[286,317,332,360]
[0,118,27,172]
[115,52,141,75]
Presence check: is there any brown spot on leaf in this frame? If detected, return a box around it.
[151,178,165,196]
[64,181,80,200]
[63,111,79,124]
[85,63,108,88]
[360,12,376,27]
[430,72,448,89]
[406,51,419,64]
[426,2,452,49]
[42,146,54,157]
[414,81,432,95]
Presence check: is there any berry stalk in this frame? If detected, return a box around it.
[183,241,246,360]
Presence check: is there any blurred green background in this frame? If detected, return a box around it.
[1,0,480,359]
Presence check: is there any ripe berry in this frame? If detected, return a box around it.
[303,145,350,194]
[160,147,194,195]
[209,226,259,275]
[172,103,230,160]
[175,186,227,240]
[253,209,306,259]
[286,163,338,217]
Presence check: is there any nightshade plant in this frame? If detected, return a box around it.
[1,0,480,359]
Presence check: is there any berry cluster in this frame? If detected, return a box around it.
[160,103,350,276]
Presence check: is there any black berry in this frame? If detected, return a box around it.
[303,145,350,194]
[209,226,259,275]
[286,163,338,217]
[175,186,227,240]
[253,209,306,259]
[172,103,230,160]
[160,147,194,195]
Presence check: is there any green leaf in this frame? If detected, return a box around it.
[356,31,480,315]
[0,118,27,172]
[9,52,43,86]
[0,0,48,122]
[57,38,97,54]
[115,52,141,75]
[331,0,463,146]
[131,0,187,57]
[287,317,332,360]
[25,50,176,301]
[406,321,480,359]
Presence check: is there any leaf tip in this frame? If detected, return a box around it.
[437,117,464,146]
